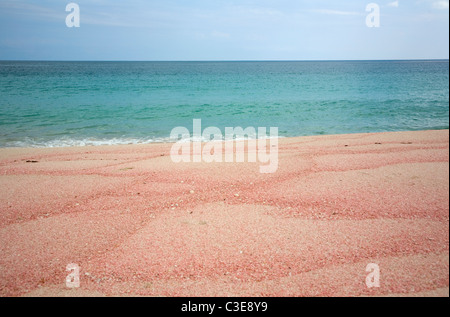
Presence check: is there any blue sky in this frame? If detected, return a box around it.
[0,0,448,60]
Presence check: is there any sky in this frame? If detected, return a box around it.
[0,0,448,61]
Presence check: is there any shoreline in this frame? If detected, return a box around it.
[0,129,448,297]
[1,128,448,151]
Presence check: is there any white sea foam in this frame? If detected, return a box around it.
[3,135,285,148]
[3,137,174,148]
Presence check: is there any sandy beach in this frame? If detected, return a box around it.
[0,129,448,297]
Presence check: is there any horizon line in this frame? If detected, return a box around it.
[0,58,449,63]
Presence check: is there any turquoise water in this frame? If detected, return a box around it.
[0,60,448,147]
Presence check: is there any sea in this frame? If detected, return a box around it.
[0,60,448,148]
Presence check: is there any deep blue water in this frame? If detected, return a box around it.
[0,60,448,147]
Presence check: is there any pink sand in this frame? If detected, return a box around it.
[0,130,448,297]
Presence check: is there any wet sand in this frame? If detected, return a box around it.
[0,130,448,297]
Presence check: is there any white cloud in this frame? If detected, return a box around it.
[432,1,449,9]
[0,1,63,20]
[312,9,361,16]
[387,1,400,7]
